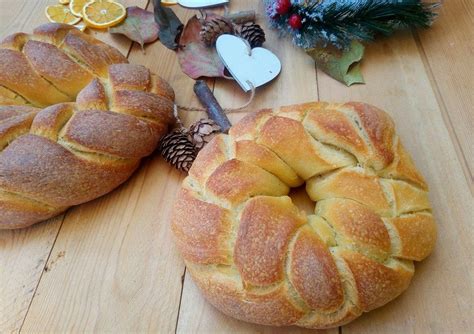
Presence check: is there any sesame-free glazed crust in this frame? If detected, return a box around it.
[171,102,436,329]
[0,24,175,228]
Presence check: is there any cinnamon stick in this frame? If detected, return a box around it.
[193,80,232,133]
[225,10,256,24]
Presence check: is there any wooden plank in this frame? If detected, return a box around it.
[315,31,473,333]
[20,4,198,333]
[416,0,474,185]
[0,1,146,333]
[0,218,62,333]
[21,159,186,332]
[175,1,335,333]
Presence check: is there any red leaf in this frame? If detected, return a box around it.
[109,7,159,51]
[177,15,226,79]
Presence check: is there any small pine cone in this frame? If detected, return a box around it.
[159,130,197,173]
[189,119,221,150]
[239,23,266,48]
[200,17,234,46]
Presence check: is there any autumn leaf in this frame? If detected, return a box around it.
[307,41,365,86]
[109,6,159,51]
[153,0,183,50]
[177,14,226,79]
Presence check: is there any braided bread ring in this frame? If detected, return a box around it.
[0,24,174,229]
[172,102,436,329]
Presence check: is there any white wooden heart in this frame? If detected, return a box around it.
[216,34,281,92]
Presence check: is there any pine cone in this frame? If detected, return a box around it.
[239,23,266,48]
[189,119,222,150]
[159,130,197,173]
[200,17,235,46]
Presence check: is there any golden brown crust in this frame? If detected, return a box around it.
[150,74,175,102]
[30,103,74,140]
[385,213,437,261]
[0,105,39,120]
[189,135,229,186]
[289,226,344,312]
[235,139,303,187]
[23,40,93,97]
[61,110,159,159]
[380,139,428,190]
[340,251,413,311]
[345,102,395,169]
[0,108,38,149]
[307,167,393,217]
[303,104,370,163]
[316,198,391,258]
[171,188,233,265]
[189,265,306,326]
[228,108,273,140]
[235,196,305,286]
[258,116,355,179]
[76,79,108,111]
[111,90,174,124]
[0,134,139,208]
[0,24,174,229]
[0,49,71,107]
[0,190,64,229]
[172,102,436,329]
[205,159,289,205]
[60,29,127,76]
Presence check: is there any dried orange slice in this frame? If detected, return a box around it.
[161,0,178,6]
[82,0,126,29]
[69,0,90,17]
[45,4,82,25]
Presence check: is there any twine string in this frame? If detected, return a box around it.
[175,80,256,115]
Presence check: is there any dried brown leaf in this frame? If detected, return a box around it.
[177,14,226,79]
[109,7,159,51]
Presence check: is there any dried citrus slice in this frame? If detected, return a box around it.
[82,0,126,29]
[161,0,178,6]
[45,4,82,25]
[69,0,90,17]
[59,0,70,4]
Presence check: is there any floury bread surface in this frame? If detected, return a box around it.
[171,102,436,329]
[0,23,175,228]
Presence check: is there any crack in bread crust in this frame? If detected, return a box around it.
[171,102,436,329]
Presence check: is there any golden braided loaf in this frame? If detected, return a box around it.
[0,24,174,229]
[172,102,437,329]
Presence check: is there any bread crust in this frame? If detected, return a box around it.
[171,102,436,328]
[0,24,174,228]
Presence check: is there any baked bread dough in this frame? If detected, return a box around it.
[172,102,436,329]
[0,24,174,228]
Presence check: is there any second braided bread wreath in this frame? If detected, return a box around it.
[0,24,175,228]
[172,102,437,329]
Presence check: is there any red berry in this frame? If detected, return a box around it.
[288,13,303,30]
[276,0,291,15]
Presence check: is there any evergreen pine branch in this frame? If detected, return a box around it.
[264,0,440,49]
[307,0,440,47]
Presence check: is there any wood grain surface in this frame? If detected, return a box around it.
[0,0,472,333]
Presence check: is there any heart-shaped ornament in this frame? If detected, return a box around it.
[216,35,281,92]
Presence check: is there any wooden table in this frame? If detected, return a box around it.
[1,0,472,333]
